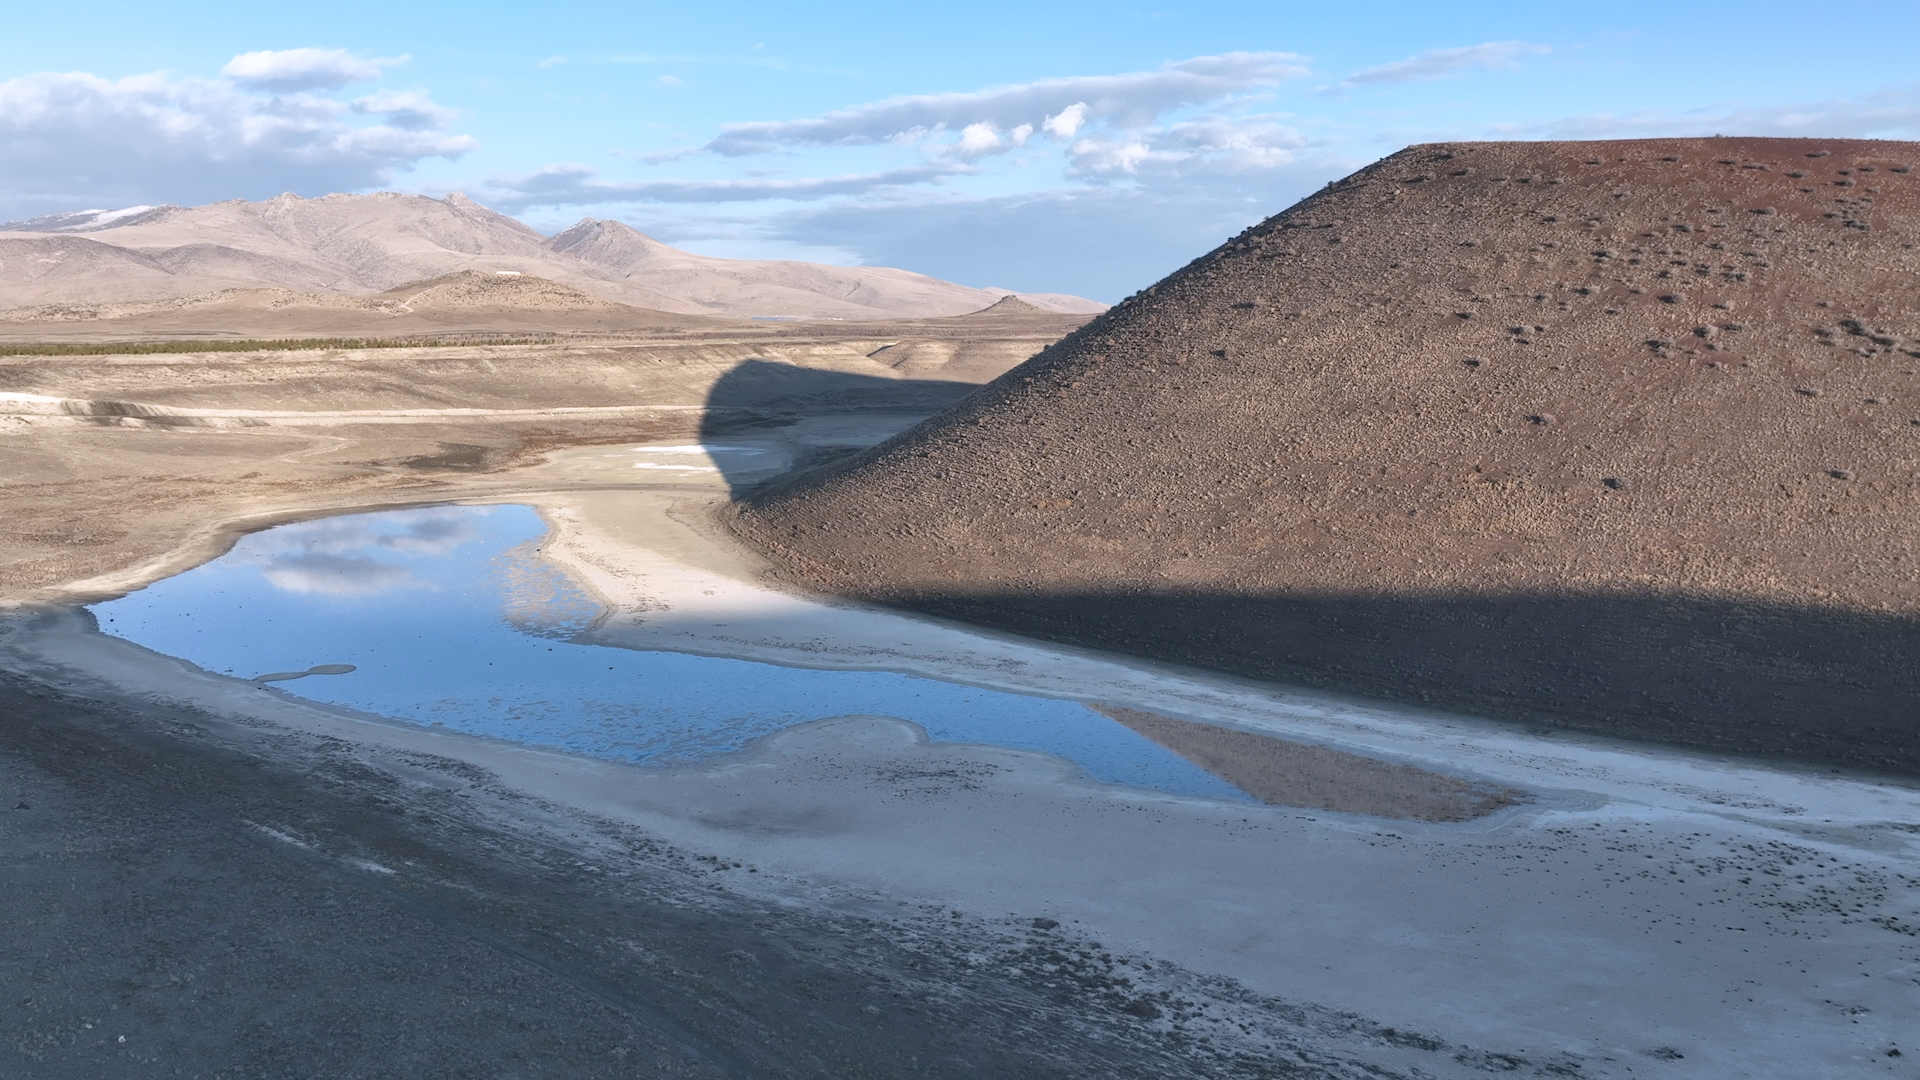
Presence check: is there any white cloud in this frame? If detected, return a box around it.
[1043,102,1089,139]
[488,53,1318,224]
[1322,42,1549,94]
[703,52,1310,155]
[0,70,474,219]
[956,122,1001,156]
[1067,136,1153,174]
[240,508,481,595]
[247,510,480,559]
[261,554,417,595]
[486,162,965,210]
[223,48,403,92]
[1066,113,1309,176]
[350,90,455,131]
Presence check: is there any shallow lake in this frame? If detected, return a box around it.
[91,503,1252,801]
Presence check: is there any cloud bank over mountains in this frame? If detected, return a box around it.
[700,51,1309,156]
[0,49,471,219]
[487,51,1316,205]
[477,50,1343,297]
[489,163,959,209]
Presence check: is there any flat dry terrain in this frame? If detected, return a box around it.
[0,306,1086,604]
[730,137,1920,773]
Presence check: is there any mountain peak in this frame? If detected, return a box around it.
[545,217,672,263]
[1,190,1104,319]
[970,294,1047,315]
[0,205,174,234]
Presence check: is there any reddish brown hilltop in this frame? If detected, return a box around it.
[727,138,1920,772]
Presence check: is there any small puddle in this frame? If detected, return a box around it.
[90,503,1255,801]
[628,444,771,474]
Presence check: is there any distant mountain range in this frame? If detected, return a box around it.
[0,192,1104,320]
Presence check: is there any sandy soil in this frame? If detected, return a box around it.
[0,312,1083,603]
[1094,705,1521,821]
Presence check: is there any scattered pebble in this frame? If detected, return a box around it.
[1830,470,1855,481]
[1602,477,1628,490]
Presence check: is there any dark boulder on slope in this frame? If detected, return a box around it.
[727,138,1920,773]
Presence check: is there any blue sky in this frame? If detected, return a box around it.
[4,0,1917,300]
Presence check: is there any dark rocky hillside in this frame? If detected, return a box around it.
[728,138,1920,773]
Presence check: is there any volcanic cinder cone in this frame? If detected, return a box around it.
[728,138,1920,772]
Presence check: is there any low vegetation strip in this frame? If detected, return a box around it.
[0,335,561,357]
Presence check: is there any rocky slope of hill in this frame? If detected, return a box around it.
[728,137,1920,772]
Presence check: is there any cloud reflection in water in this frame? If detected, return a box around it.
[91,504,1251,801]
[238,508,483,596]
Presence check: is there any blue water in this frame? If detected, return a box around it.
[91,504,1250,801]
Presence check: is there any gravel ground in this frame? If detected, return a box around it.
[2,670,1557,1080]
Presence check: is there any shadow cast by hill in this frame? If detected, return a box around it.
[698,359,979,496]
[813,585,1920,776]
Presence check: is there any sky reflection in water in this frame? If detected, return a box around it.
[92,504,1248,800]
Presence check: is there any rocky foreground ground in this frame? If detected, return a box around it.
[7,671,1472,1080]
